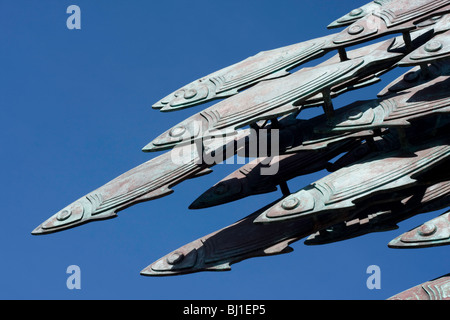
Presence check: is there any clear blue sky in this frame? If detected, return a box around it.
[1,0,448,300]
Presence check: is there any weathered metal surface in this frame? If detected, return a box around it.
[377,59,450,97]
[388,274,450,300]
[143,37,408,153]
[189,139,359,209]
[143,164,450,277]
[315,75,450,134]
[152,34,336,112]
[34,0,450,298]
[400,30,450,66]
[32,130,250,235]
[328,0,450,49]
[151,3,444,113]
[388,209,450,248]
[189,100,450,210]
[140,199,300,276]
[327,0,382,29]
[254,139,450,224]
[398,14,450,66]
[306,179,450,246]
[141,193,369,276]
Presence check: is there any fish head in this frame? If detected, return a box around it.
[140,241,205,276]
[254,189,316,223]
[152,79,212,111]
[388,211,450,248]
[315,99,380,133]
[31,193,116,235]
[327,5,372,29]
[332,14,381,47]
[189,178,244,209]
[142,113,208,152]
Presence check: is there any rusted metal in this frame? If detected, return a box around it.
[388,274,450,300]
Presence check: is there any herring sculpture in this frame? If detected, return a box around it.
[33,0,450,300]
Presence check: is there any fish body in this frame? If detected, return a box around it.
[316,75,450,133]
[144,39,405,153]
[254,139,450,223]
[153,34,336,112]
[32,130,250,235]
[389,209,450,248]
[141,196,362,276]
[400,30,450,66]
[329,0,450,49]
[327,0,383,29]
[306,178,450,245]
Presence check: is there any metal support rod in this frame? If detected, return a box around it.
[338,47,348,61]
[402,31,412,51]
[279,181,291,196]
[322,88,335,121]
[396,127,409,150]
[420,63,430,78]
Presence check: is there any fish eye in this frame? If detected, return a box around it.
[169,126,186,137]
[56,209,71,221]
[184,89,197,99]
[166,252,184,265]
[213,183,229,195]
[281,197,300,210]
[347,109,364,120]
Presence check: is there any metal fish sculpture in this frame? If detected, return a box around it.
[254,139,450,224]
[31,130,250,235]
[152,2,444,113]
[141,194,366,276]
[388,274,450,300]
[142,160,450,277]
[388,209,450,248]
[152,33,336,112]
[315,74,450,134]
[327,0,383,29]
[328,0,450,53]
[377,59,450,97]
[305,178,450,245]
[400,30,450,66]
[187,102,436,209]
[189,139,359,209]
[143,37,408,153]
[328,0,449,30]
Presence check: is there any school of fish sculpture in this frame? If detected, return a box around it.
[32,0,450,299]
